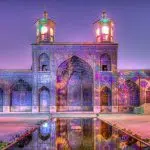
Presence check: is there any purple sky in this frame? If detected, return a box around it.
[0,0,150,69]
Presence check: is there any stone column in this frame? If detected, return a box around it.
[32,73,39,113]
[32,48,38,72]
[50,70,56,113]
[94,56,100,113]
[111,73,118,113]
[50,54,56,113]
[3,88,11,112]
[32,49,39,113]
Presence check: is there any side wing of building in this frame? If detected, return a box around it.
[0,70,33,112]
[117,69,150,113]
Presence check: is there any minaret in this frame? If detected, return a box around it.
[36,11,56,43]
[94,11,114,43]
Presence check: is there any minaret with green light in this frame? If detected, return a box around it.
[36,11,55,44]
[94,11,114,43]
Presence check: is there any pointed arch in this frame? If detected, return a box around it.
[100,86,112,106]
[126,80,140,106]
[39,86,50,112]
[39,53,49,71]
[146,86,150,103]
[11,79,32,112]
[56,55,93,112]
[100,53,111,71]
[119,80,140,107]
[0,88,3,112]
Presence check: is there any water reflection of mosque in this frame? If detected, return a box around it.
[10,118,146,150]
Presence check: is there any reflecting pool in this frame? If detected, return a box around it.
[7,118,150,150]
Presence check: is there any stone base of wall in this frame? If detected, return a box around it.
[3,105,147,114]
[50,106,56,113]
[3,106,10,112]
[0,106,3,112]
[32,106,39,113]
[101,106,111,113]
[111,106,118,113]
[94,106,100,113]
[118,106,130,113]
[56,106,93,112]
[11,106,32,112]
[39,106,50,112]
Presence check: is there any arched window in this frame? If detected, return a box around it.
[146,87,150,103]
[100,87,111,106]
[126,80,140,106]
[39,53,49,71]
[0,88,3,112]
[11,79,32,112]
[39,87,50,112]
[100,53,111,71]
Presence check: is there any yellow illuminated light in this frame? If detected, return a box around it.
[50,28,54,36]
[111,22,114,27]
[111,28,113,36]
[41,26,48,34]
[37,29,39,36]
[41,35,45,40]
[50,37,54,42]
[102,26,109,34]
[96,28,100,36]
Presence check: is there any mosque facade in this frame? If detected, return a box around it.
[0,11,150,114]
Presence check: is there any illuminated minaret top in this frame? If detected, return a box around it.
[94,11,114,43]
[36,11,55,44]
